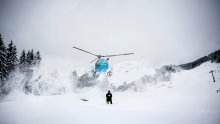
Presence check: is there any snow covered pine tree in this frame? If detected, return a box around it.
[34,50,41,66]
[19,49,26,70]
[0,34,8,85]
[6,40,18,73]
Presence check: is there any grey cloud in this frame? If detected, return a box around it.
[0,0,219,67]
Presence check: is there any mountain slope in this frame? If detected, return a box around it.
[179,50,220,70]
[0,62,219,124]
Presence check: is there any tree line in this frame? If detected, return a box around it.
[0,33,41,86]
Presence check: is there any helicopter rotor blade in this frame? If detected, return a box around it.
[73,47,98,57]
[102,53,134,57]
[90,58,98,63]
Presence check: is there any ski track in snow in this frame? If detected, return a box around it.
[0,61,220,124]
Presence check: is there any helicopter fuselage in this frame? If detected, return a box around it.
[95,59,109,72]
[73,46,133,73]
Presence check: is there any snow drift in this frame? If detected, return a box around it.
[0,60,220,124]
[1,60,176,96]
[1,57,219,97]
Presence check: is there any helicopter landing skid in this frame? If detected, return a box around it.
[107,71,112,77]
[92,71,112,77]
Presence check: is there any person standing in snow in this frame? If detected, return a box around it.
[106,90,112,104]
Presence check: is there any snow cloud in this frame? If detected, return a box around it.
[0,0,219,66]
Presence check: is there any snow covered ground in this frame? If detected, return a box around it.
[0,62,220,124]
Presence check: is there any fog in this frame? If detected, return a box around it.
[0,0,219,67]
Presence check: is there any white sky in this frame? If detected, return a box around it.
[0,0,219,67]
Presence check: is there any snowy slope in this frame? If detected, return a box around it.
[108,61,156,87]
[0,61,220,124]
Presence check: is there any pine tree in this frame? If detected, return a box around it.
[0,34,8,84]
[30,49,34,65]
[34,50,41,66]
[26,50,31,66]
[26,49,34,67]
[0,34,3,46]
[6,40,18,73]
[19,49,26,68]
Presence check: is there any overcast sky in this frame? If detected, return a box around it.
[0,0,219,67]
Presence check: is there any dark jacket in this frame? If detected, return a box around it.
[106,92,112,100]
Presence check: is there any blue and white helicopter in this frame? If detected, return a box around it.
[73,47,134,76]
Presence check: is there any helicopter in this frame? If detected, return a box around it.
[73,47,134,76]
